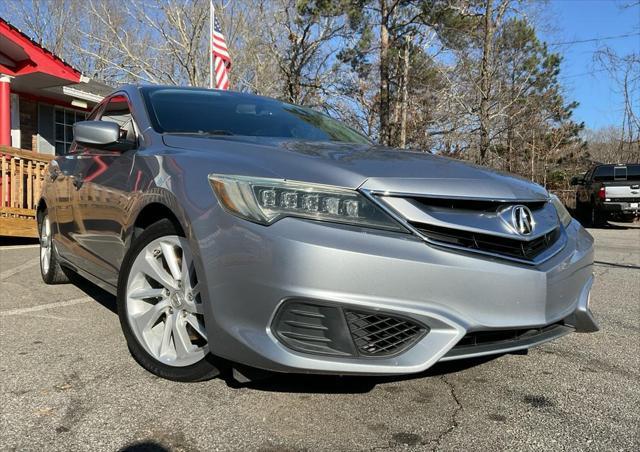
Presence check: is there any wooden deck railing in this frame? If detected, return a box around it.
[1,146,53,238]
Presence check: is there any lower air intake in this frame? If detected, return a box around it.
[272,301,428,358]
[345,310,428,357]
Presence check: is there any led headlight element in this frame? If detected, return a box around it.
[550,195,573,227]
[209,174,405,232]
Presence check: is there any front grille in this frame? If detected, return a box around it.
[411,197,547,212]
[607,197,640,203]
[345,310,427,357]
[412,223,561,261]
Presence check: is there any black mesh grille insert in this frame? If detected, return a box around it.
[344,310,427,357]
[412,223,561,261]
[273,302,428,358]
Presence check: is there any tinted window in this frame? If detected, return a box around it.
[594,165,640,182]
[614,166,626,180]
[593,166,614,182]
[626,165,640,181]
[141,87,370,144]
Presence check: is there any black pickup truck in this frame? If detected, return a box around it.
[572,164,640,226]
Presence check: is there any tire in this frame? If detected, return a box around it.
[590,205,607,228]
[575,199,585,224]
[117,219,219,382]
[39,212,70,284]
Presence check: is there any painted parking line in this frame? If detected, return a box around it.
[0,243,40,250]
[0,297,92,317]
[0,258,40,280]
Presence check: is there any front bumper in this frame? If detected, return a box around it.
[194,216,597,375]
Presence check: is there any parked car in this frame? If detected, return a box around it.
[572,164,640,226]
[38,86,599,382]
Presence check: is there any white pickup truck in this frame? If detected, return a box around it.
[572,164,640,226]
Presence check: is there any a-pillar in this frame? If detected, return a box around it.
[0,74,12,147]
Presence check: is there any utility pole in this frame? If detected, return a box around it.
[479,0,493,164]
[379,0,390,146]
[399,34,411,149]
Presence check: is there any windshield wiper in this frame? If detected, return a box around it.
[167,130,235,136]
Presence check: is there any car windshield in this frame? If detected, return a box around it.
[140,87,371,145]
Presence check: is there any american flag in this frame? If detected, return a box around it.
[210,2,231,90]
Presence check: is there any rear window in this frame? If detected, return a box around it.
[593,165,640,182]
[140,87,370,145]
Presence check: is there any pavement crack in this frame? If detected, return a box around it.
[430,376,463,451]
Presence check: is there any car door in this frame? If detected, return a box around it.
[51,103,106,262]
[48,154,79,261]
[71,94,138,286]
[577,168,593,205]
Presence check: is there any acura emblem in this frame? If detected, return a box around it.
[511,205,534,235]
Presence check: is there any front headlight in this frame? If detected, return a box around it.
[550,195,572,227]
[208,174,406,232]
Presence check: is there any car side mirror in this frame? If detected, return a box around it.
[570,176,583,186]
[73,120,135,152]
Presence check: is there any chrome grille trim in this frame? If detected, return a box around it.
[360,188,566,266]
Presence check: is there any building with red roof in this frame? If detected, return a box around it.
[0,17,112,154]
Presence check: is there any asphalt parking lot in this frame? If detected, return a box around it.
[1,226,639,451]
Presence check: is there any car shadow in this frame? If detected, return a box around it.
[119,442,170,452]
[68,272,118,314]
[218,354,505,394]
[0,237,40,246]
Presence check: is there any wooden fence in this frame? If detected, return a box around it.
[0,146,52,238]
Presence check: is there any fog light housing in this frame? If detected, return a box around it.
[272,300,428,358]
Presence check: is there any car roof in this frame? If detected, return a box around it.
[125,84,286,105]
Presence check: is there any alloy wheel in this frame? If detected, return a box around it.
[40,216,52,275]
[125,235,208,367]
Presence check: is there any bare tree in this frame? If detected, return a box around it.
[594,47,640,163]
[254,0,347,105]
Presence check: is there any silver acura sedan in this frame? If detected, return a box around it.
[38,86,598,382]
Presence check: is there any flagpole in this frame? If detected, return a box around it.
[209,1,214,89]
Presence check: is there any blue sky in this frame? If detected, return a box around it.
[541,0,640,130]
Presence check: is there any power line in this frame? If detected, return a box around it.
[549,32,640,46]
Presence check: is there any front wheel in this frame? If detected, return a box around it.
[117,219,219,382]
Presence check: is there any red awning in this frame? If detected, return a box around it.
[0,18,81,84]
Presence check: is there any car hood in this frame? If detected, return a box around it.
[162,135,549,201]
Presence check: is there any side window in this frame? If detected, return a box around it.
[98,94,137,144]
[87,101,107,121]
[584,168,594,182]
[593,166,614,182]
